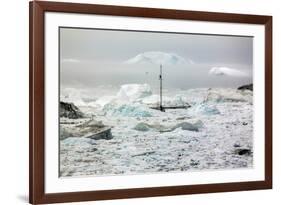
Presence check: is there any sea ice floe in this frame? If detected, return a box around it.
[189,104,220,116]
[133,122,151,132]
[61,137,96,147]
[174,120,204,132]
[103,102,154,117]
[203,88,252,103]
[60,86,253,177]
[133,120,204,133]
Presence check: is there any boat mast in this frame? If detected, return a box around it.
[149,63,189,111]
[159,64,164,111]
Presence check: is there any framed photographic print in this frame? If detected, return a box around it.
[29,1,272,204]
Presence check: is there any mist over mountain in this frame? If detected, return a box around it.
[60,28,253,90]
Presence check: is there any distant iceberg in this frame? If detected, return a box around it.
[125,51,194,65]
[209,67,248,77]
[117,84,152,102]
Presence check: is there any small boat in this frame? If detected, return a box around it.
[150,64,191,112]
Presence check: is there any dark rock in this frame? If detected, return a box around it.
[132,151,155,157]
[85,127,113,140]
[176,116,190,120]
[60,101,84,119]
[80,120,112,139]
[190,159,200,166]
[235,148,252,156]
[237,84,253,91]
[89,148,98,152]
[60,119,113,140]
[242,122,248,125]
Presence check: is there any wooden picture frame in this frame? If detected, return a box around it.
[29,1,272,204]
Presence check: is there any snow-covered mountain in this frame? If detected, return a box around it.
[209,67,248,77]
[125,51,193,65]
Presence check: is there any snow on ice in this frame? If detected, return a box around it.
[60,84,253,177]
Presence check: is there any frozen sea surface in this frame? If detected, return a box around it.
[60,85,253,177]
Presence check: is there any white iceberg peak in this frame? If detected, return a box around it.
[125,51,193,66]
[209,67,248,77]
[117,84,152,102]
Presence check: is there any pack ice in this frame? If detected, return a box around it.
[60,84,253,177]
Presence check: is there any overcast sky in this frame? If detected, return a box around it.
[60,27,253,91]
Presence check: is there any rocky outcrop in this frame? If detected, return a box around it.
[237,84,253,91]
[234,148,252,156]
[84,127,113,140]
[79,120,113,140]
[60,119,113,140]
[60,101,84,119]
